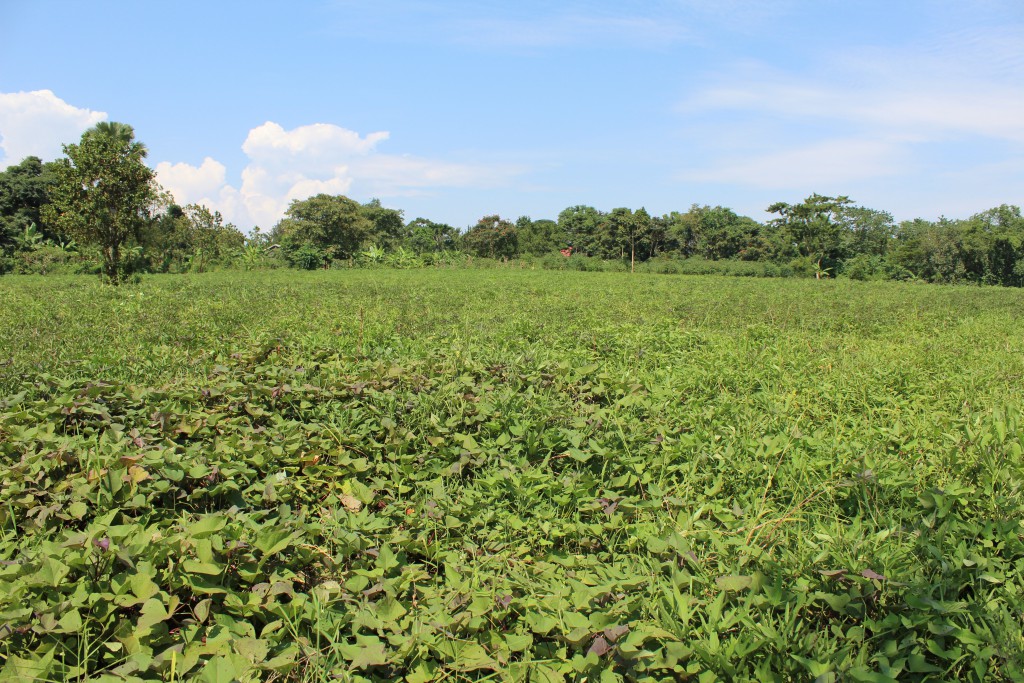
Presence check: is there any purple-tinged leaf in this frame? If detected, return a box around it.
[604,624,630,643]
[588,636,611,657]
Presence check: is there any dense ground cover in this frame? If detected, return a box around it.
[1,270,1023,682]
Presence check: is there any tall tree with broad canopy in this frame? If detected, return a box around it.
[836,205,895,260]
[598,207,648,266]
[43,123,157,282]
[675,205,765,261]
[557,205,603,256]
[462,215,518,259]
[515,216,563,256]
[767,194,852,272]
[177,204,245,272]
[273,194,372,268]
[628,207,651,272]
[406,217,458,254]
[361,198,406,250]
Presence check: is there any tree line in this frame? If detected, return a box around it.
[3,122,1024,286]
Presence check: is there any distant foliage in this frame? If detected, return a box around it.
[273,194,373,269]
[461,214,519,259]
[2,123,1024,286]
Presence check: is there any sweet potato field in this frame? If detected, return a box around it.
[1,270,1023,682]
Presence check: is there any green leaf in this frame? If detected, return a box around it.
[182,560,222,575]
[376,545,399,573]
[196,654,248,683]
[715,575,754,592]
[35,556,70,587]
[527,613,559,635]
[254,528,298,557]
[136,598,170,631]
[57,609,82,632]
[506,633,533,652]
[341,637,388,669]
[376,597,408,623]
[68,501,88,519]
[189,514,227,539]
[908,654,942,673]
[233,637,270,664]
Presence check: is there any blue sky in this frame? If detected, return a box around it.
[1,0,1022,231]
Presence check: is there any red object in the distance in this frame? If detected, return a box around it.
[560,247,574,258]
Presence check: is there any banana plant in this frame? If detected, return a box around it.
[15,223,46,251]
[813,259,833,280]
[360,244,387,265]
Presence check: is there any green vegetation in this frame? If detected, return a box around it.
[2,269,1023,681]
[43,123,157,283]
[3,124,1024,286]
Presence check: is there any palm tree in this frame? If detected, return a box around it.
[85,122,147,154]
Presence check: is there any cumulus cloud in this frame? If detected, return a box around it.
[159,121,522,229]
[155,157,227,202]
[243,121,389,159]
[0,90,107,168]
[0,99,520,229]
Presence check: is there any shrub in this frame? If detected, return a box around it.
[843,254,886,281]
[288,243,327,270]
[13,245,96,275]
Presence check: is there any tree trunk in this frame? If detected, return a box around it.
[104,242,121,284]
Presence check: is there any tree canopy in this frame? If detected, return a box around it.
[3,120,1024,286]
[272,194,373,269]
[42,122,156,282]
[0,156,60,255]
[462,215,518,259]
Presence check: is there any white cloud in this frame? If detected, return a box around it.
[0,90,107,168]
[677,27,1024,199]
[356,155,516,192]
[243,122,389,163]
[155,157,227,202]
[680,139,907,189]
[158,121,523,229]
[688,66,1024,143]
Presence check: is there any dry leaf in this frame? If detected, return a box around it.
[339,494,363,512]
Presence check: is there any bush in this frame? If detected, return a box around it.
[287,244,327,270]
[664,257,783,278]
[427,250,470,268]
[13,246,96,275]
[840,254,917,282]
[786,256,817,278]
[843,254,885,281]
[638,257,683,275]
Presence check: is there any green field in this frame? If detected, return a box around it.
[1,270,1023,682]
